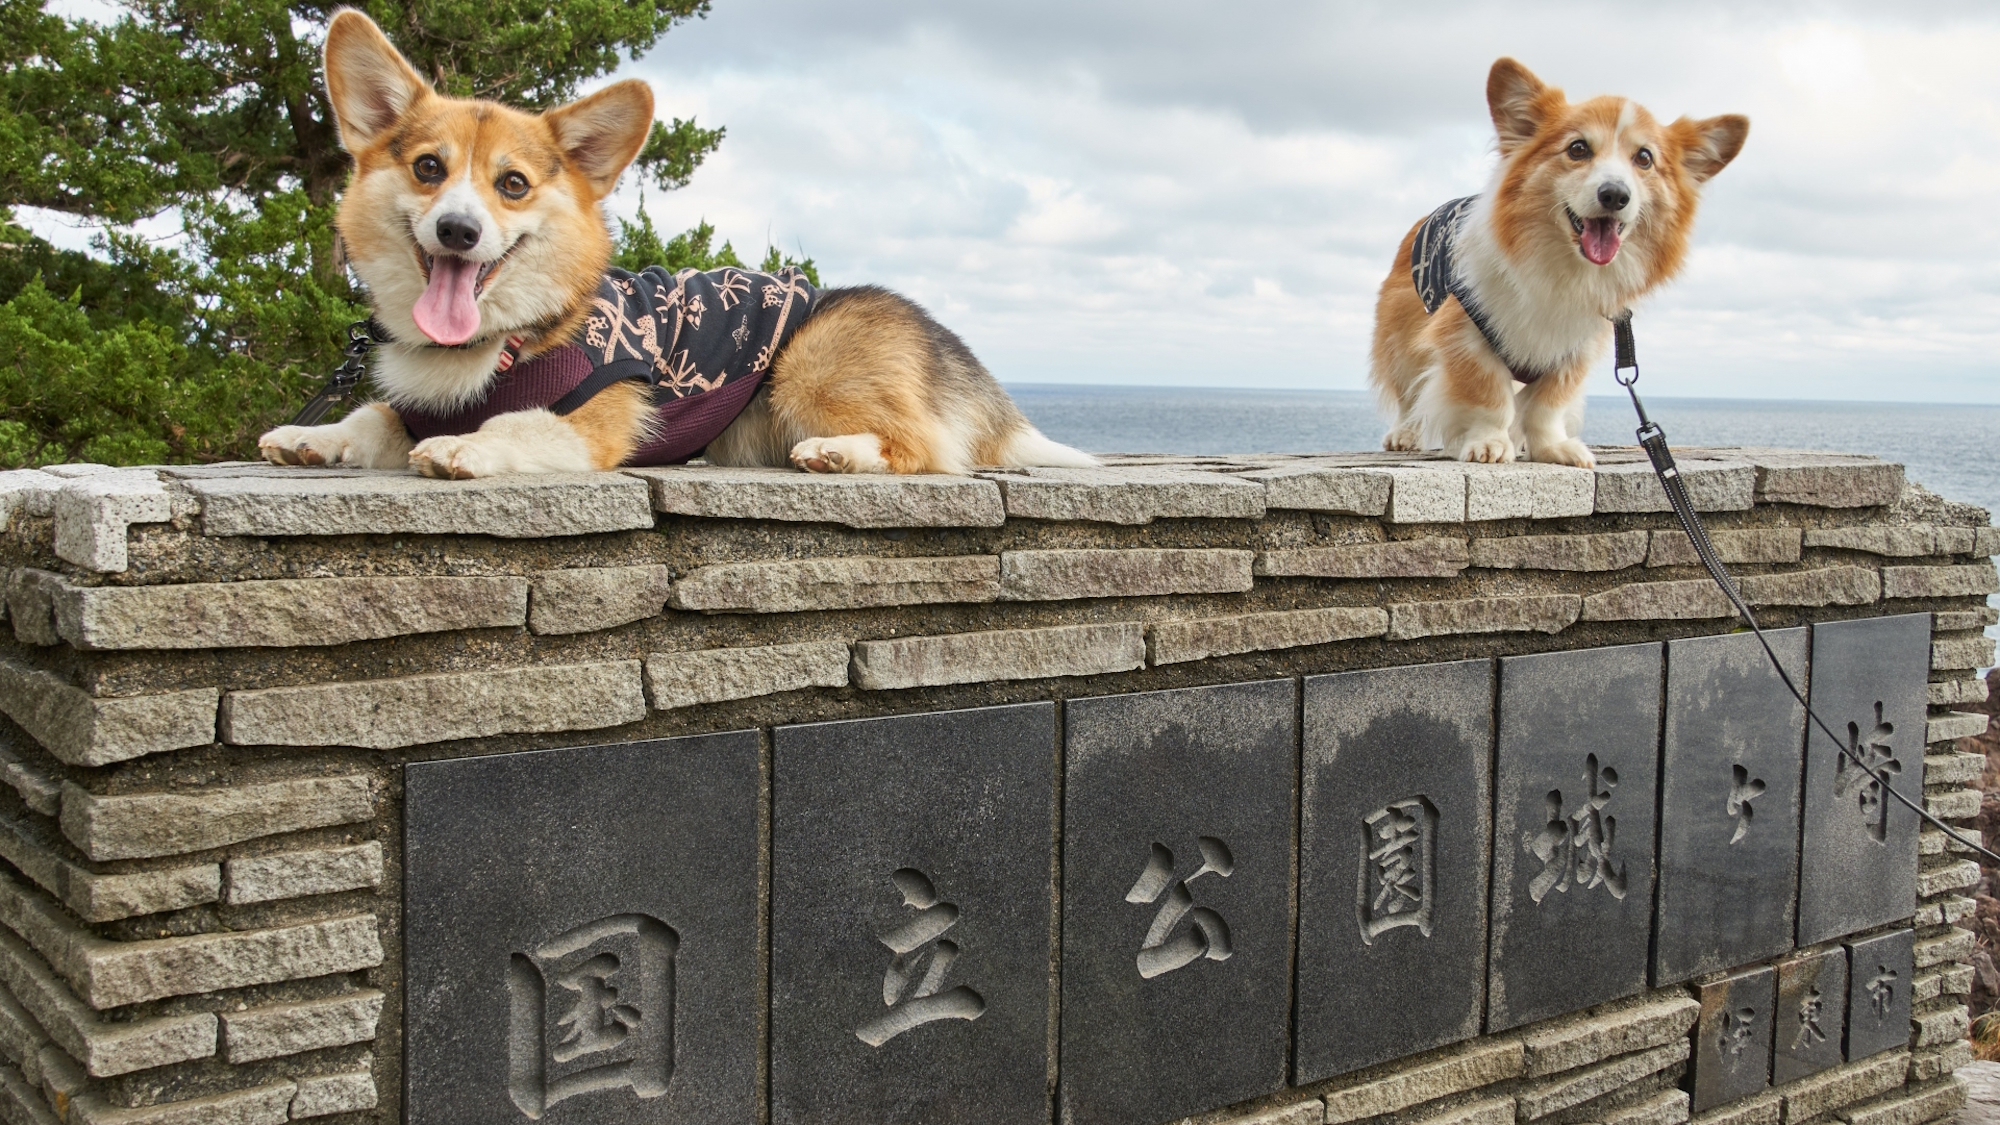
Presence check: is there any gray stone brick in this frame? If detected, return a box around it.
[288,1069,375,1118]
[1917,929,1973,969]
[1649,528,1803,567]
[224,842,382,905]
[1919,861,1981,898]
[1738,566,1881,607]
[1978,527,2000,556]
[219,990,383,1063]
[184,471,654,537]
[526,564,671,635]
[633,465,1006,527]
[0,926,214,1077]
[53,473,172,573]
[1913,1005,1970,1047]
[1381,466,1468,524]
[60,775,375,862]
[1257,538,1467,578]
[672,555,999,613]
[1884,563,2000,599]
[1932,609,1998,632]
[70,1080,297,1124]
[645,640,850,709]
[1695,1092,1782,1125]
[1928,713,1989,743]
[1929,680,1990,706]
[0,817,217,922]
[851,622,1144,689]
[1937,528,1976,555]
[219,660,645,749]
[1927,790,1981,820]
[0,659,217,767]
[1319,1038,1526,1124]
[1924,752,1987,785]
[1459,463,1596,520]
[1805,527,1941,557]
[1609,1089,1694,1125]
[1835,1077,1967,1125]
[980,465,1266,523]
[1778,1052,1911,1123]
[1752,457,1905,508]
[0,470,59,523]
[1933,637,1997,671]
[47,574,527,650]
[1908,1040,1972,1082]
[1145,606,1388,665]
[1520,995,1702,1077]
[1213,1102,1323,1125]
[4,571,62,646]
[1001,547,1253,599]
[0,744,60,818]
[1237,464,1390,515]
[1515,1042,1690,1120]
[1469,532,1650,572]
[1402,1096,1517,1125]
[1386,594,1580,639]
[1595,460,1755,513]
[1580,580,1736,621]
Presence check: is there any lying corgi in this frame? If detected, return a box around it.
[259,10,1094,478]
[1370,58,1748,468]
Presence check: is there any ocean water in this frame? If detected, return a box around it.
[1007,385,2000,516]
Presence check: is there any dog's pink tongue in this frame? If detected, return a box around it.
[1580,218,1622,266]
[412,255,481,345]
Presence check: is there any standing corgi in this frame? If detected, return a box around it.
[1370,59,1748,468]
[259,9,1095,478]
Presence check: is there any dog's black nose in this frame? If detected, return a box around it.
[1597,181,1631,212]
[434,213,482,253]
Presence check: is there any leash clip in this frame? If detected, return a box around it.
[288,320,378,427]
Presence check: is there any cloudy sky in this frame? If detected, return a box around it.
[598,0,2000,403]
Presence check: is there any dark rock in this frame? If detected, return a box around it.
[1844,928,1916,1060]
[1689,965,1775,1113]
[1772,946,1847,1084]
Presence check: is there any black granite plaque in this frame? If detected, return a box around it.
[1655,630,1808,985]
[1295,660,1492,1084]
[1489,643,1663,1032]
[404,732,762,1125]
[1061,679,1297,1125]
[1690,965,1775,1113]
[1844,928,1916,1061]
[770,704,1056,1125]
[1773,947,1848,1083]
[1797,615,1929,946]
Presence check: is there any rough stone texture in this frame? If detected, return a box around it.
[1738,566,1881,607]
[1145,607,1388,666]
[1594,461,1755,513]
[634,466,1006,527]
[1912,1005,1969,1048]
[53,473,172,573]
[69,1080,297,1124]
[1752,457,1906,508]
[1884,564,2000,599]
[980,465,1266,524]
[526,564,672,635]
[219,660,646,749]
[1908,1041,1972,1083]
[1318,1038,1526,1125]
[1581,580,1736,621]
[1380,467,1467,524]
[672,555,999,613]
[1213,1103,1323,1125]
[0,659,217,767]
[1387,595,1579,640]
[1806,527,1943,557]
[646,641,850,709]
[1514,1042,1690,1121]
[1400,1096,1516,1125]
[0,927,215,1077]
[1835,1078,1968,1125]
[288,1070,376,1118]
[1519,995,1701,1077]
[1935,637,1998,671]
[1695,1092,1781,1125]
[1237,465,1390,515]
[224,842,383,905]
[1933,609,1998,632]
[48,575,528,650]
[850,622,1144,689]
[5,570,63,646]
[1926,752,1988,785]
[1648,528,1803,567]
[0,470,59,522]
[219,990,383,1064]
[184,471,655,537]
[1916,929,1973,969]
[1930,679,1990,706]
[0,817,219,922]
[1928,790,1982,820]
[1000,548,1253,600]
[1256,538,1467,579]
[1611,1090,1695,1125]
[1469,532,1650,572]
[0,746,58,818]
[60,775,375,862]
[1458,464,1597,521]
[1927,710,1990,742]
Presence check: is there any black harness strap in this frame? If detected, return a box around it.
[1411,196,1558,386]
[548,359,653,416]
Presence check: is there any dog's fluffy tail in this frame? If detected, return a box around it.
[997,426,1098,468]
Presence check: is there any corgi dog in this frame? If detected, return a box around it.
[258,9,1094,478]
[1370,58,1748,468]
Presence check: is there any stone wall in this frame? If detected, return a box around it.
[0,446,1985,1125]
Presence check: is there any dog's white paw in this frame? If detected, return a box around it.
[1458,432,1516,464]
[410,435,501,479]
[1529,439,1595,468]
[1382,424,1423,452]
[790,435,888,474]
[259,425,352,467]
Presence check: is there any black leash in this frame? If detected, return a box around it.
[290,320,379,427]
[1614,311,2000,866]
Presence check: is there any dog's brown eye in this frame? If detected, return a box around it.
[497,171,531,199]
[1634,147,1654,170]
[1566,139,1592,161]
[413,155,445,184]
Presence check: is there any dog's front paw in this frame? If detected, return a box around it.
[1457,432,1516,464]
[410,435,499,479]
[790,435,888,474]
[1382,423,1423,452]
[259,425,350,467]
[1529,439,1595,469]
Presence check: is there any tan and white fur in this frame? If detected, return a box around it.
[259,9,1094,478]
[1370,58,1748,468]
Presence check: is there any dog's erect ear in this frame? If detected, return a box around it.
[1673,114,1750,183]
[1487,58,1552,153]
[323,10,431,151]
[545,81,656,199]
